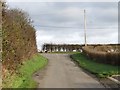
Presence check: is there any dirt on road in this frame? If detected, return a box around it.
[33,54,105,88]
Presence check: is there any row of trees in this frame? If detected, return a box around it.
[1,1,37,78]
[42,44,82,52]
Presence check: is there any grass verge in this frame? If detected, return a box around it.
[71,53,120,78]
[3,54,48,88]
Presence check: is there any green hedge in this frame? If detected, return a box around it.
[2,4,37,78]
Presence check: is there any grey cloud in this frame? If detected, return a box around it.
[9,2,118,29]
[7,2,118,49]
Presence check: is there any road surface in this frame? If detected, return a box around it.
[33,54,105,88]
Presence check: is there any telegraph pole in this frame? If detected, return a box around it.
[84,9,87,46]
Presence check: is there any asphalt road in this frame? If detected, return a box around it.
[33,54,105,88]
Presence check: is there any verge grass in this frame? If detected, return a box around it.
[3,54,48,88]
[71,53,120,78]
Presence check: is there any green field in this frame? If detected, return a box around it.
[71,53,120,78]
[3,54,48,88]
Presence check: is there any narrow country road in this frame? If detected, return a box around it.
[33,54,105,88]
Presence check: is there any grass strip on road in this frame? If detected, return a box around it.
[71,53,120,78]
[3,54,48,88]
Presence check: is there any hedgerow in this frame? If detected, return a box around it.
[82,46,120,66]
[2,1,37,78]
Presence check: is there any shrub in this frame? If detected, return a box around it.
[2,3,37,78]
[82,46,120,66]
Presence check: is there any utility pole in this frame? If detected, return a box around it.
[84,9,87,46]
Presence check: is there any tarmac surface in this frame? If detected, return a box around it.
[33,54,105,88]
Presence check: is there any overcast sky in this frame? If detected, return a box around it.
[7,1,118,50]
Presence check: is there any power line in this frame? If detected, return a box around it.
[34,25,117,29]
[34,25,81,28]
